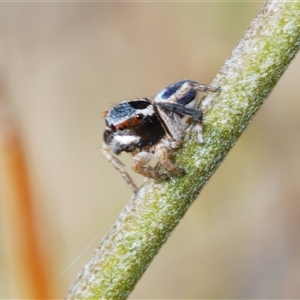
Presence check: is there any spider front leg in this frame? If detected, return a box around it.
[101,143,138,191]
[154,144,185,176]
[132,151,169,180]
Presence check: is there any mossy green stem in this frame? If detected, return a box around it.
[67,1,300,299]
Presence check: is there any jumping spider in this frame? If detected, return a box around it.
[101,80,219,191]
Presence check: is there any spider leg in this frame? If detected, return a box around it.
[156,79,220,144]
[189,81,220,93]
[101,143,138,191]
[156,102,204,143]
[132,151,169,180]
[154,144,185,175]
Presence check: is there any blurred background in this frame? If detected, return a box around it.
[0,2,300,298]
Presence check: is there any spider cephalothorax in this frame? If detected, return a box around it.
[101,80,220,191]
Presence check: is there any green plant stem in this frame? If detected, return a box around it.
[66,1,300,299]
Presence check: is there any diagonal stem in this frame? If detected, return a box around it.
[66,1,300,299]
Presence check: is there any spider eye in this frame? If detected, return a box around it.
[128,100,150,109]
[135,114,143,119]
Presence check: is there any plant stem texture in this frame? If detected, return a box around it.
[66,1,300,299]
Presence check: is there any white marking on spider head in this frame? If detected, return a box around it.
[113,135,140,146]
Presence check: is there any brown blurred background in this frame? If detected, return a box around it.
[0,2,300,299]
